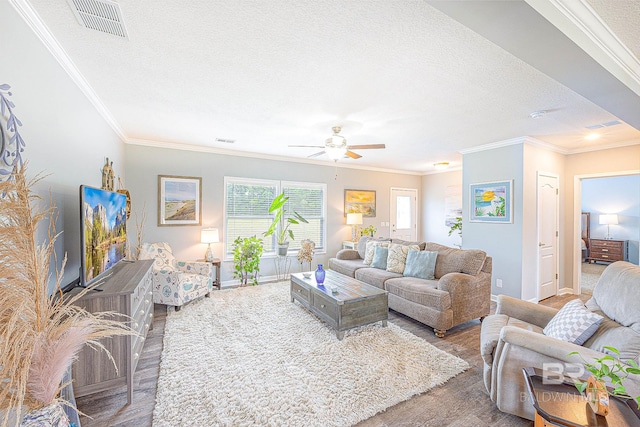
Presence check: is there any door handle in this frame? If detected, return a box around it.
[539,242,544,247]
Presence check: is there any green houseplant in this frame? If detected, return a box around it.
[263,192,308,256]
[232,236,263,286]
[361,225,376,237]
[569,346,640,415]
[448,216,462,248]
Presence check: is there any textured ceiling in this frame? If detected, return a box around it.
[20,0,640,173]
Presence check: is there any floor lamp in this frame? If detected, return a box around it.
[599,214,618,240]
[346,213,363,242]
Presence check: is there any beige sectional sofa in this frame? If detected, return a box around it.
[328,236,492,337]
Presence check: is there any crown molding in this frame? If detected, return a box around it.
[9,0,127,141]
[125,138,424,176]
[567,138,640,154]
[526,0,640,96]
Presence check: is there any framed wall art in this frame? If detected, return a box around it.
[344,189,376,217]
[469,180,513,223]
[158,175,202,226]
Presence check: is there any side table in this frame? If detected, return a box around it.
[523,367,640,426]
[199,258,221,289]
[342,241,356,250]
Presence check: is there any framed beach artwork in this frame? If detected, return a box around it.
[158,175,202,226]
[344,189,376,217]
[469,180,513,223]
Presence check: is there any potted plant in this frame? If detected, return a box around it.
[263,192,308,256]
[361,225,377,238]
[569,346,640,415]
[232,235,263,286]
[448,216,462,248]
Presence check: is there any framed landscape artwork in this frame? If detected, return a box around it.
[470,180,512,223]
[344,189,376,217]
[158,175,202,226]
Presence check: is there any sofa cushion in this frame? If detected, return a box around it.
[424,242,486,278]
[386,243,420,274]
[363,240,390,265]
[385,277,449,311]
[543,299,604,345]
[403,250,437,280]
[327,258,366,278]
[392,238,427,251]
[355,267,402,290]
[588,261,640,331]
[357,236,370,259]
[370,246,389,269]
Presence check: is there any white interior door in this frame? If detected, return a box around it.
[538,173,559,301]
[390,188,417,241]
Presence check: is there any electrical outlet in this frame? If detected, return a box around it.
[496,279,503,288]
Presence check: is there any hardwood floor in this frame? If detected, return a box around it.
[75,293,585,427]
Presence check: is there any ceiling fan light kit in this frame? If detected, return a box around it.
[289,126,386,162]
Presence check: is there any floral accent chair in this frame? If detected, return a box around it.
[139,242,213,311]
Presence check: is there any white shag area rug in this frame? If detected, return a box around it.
[581,262,606,294]
[152,282,469,427]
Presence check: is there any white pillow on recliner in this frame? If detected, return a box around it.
[543,299,604,345]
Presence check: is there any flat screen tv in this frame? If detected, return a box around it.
[79,185,128,287]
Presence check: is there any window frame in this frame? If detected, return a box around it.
[223,177,327,260]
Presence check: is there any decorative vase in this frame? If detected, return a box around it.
[315,264,325,284]
[21,402,70,427]
[586,375,609,416]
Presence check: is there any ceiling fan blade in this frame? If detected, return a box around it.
[345,150,362,159]
[289,145,325,148]
[346,144,386,150]
[308,151,326,158]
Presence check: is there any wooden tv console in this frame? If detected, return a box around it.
[70,259,154,404]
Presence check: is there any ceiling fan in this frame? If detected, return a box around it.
[289,126,385,160]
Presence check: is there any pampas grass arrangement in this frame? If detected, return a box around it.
[0,166,133,426]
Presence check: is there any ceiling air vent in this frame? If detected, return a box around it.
[66,0,128,39]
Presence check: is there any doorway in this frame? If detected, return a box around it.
[390,188,417,241]
[574,171,640,295]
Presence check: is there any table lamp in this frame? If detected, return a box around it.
[201,228,219,262]
[346,213,363,242]
[599,214,618,240]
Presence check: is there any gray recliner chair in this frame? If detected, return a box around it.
[480,261,640,420]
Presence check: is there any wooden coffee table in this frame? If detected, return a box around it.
[290,270,388,340]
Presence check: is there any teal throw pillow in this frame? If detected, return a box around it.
[370,246,389,270]
[403,250,437,280]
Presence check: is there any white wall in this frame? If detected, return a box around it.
[421,170,462,246]
[1,3,125,289]
[124,144,421,284]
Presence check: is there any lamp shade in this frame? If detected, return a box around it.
[201,228,220,244]
[599,214,618,225]
[346,213,363,225]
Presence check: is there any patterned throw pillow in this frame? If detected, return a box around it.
[363,240,389,265]
[370,246,389,270]
[386,243,420,274]
[403,250,438,280]
[543,299,604,345]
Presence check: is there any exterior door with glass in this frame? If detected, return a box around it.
[390,188,417,241]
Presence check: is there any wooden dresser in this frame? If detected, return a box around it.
[588,239,628,263]
[71,259,154,404]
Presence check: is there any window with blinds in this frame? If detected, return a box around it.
[224,177,326,257]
